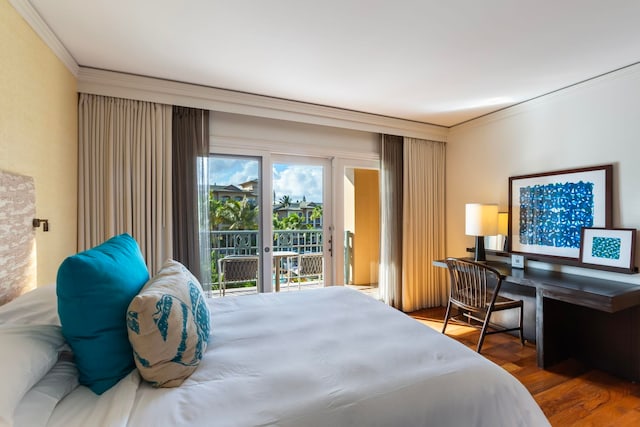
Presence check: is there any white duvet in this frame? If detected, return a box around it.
[45,287,548,427]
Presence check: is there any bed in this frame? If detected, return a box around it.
[0,169,547,426]
[0,283,549,427]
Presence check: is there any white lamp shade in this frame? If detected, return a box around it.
[465,204,498,236]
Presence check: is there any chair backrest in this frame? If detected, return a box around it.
[219,255,259,282]
[444,258,503,310]
[297,253,323,276]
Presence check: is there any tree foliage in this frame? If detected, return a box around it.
[273,213,306,230]
[310,205,322,222]
[211,192,322,231]
[278,195,291,208]
[210,194,258,230]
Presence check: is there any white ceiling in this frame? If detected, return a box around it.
[26,0,640,127]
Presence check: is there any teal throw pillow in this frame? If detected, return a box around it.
[57,233,149,394]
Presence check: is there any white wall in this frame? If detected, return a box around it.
[211,111,379,158]
[447,64,640,284]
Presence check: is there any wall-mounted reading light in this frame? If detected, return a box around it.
[32,218,49,232]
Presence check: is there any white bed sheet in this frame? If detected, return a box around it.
[48,287,548,427]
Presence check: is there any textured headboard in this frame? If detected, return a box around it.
[0,170,37,305]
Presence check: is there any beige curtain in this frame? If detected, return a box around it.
[401,137,447,312]
[379,135,403,309]
[78,93,172,274]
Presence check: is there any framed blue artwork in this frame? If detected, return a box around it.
[508,165,612,264]
[580,227,636,272]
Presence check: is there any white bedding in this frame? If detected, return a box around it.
[42,287,548,427]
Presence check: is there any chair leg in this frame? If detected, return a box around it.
[477,309,493,353]
[442,301,453,334]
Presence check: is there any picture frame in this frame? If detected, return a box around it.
[580,227,636,272]
[508,164,612,265]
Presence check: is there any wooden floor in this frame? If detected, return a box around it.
[409,307,640,426]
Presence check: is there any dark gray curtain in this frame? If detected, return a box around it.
[379,134,403,309]
[172,107,210,285]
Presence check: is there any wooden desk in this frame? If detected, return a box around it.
[434,259,640,381]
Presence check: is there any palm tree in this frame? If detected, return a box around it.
[278,194,291,208]
[209,196,225,230]
[218,197,258,230]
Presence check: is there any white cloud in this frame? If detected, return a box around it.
[273,164,323,203]
[209,157,323,204]
[210,157,258,186]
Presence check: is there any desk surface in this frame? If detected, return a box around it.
[434,259,640,313]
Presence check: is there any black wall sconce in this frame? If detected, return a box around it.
[32,218,49,232]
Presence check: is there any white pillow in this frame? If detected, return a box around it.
[14,355,79,427]
[0,284,59,326]
[0,324,65,427]
[126,260,210,387]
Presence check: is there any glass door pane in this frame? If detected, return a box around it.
[209,154,261,297]
[271,156,332,292]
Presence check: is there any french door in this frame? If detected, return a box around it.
[209,151,332,295]
[265,155,332,292]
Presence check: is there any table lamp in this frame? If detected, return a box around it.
[465,203,498,262]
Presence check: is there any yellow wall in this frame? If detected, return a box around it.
[0,0,78,285]
[353,169,379,285]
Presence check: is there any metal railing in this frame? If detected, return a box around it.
[210,229,323,258]
[209,229,323,289]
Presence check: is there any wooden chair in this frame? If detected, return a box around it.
[442,258,524,353]
[217,255,259,296]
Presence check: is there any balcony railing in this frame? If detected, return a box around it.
[210,229,323,258]
[209,229,323,291]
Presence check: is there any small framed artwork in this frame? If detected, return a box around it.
[580,227,636,272]
[509,164,612,264]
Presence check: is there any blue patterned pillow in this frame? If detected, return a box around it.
[57,233,149,394]
[126,259,210,387]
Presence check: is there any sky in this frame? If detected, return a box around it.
[210,157,323,203]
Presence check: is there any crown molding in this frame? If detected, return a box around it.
[13,0,446,140]
[77,67,448,142]
[10,0,79,76]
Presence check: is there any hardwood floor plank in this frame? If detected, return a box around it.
[572,394,640,426]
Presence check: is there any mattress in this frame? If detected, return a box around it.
[2,285,549,426]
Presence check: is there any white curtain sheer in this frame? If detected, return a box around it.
[197,156,211,291]
[401,137,447,312]
[78,93,172,275]
[379,135,446,311]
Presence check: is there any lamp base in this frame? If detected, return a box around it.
[474,236,486,262]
